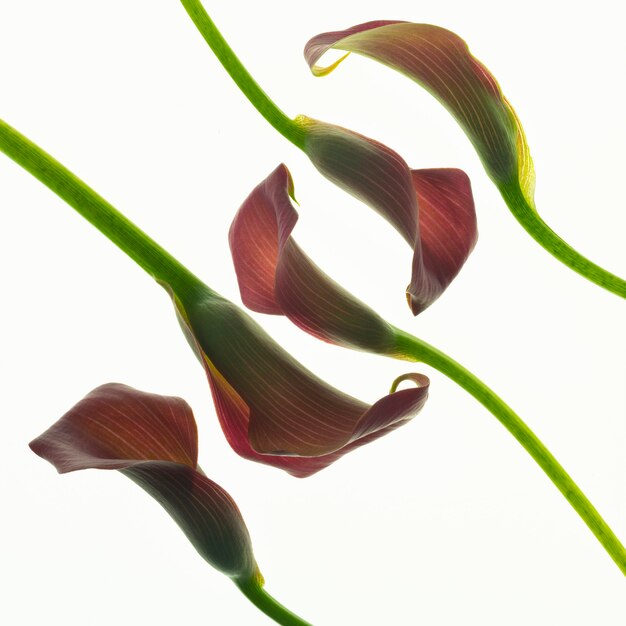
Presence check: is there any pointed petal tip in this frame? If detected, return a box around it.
[406,289,429,316]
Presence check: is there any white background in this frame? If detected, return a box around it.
[1,1,625,624]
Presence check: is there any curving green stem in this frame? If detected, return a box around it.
[0,120,204,301]
[393,329,626,576]
[179,0,305,150]
[1,118,624,577]
[179,0,626,300]
[499,180,626,297]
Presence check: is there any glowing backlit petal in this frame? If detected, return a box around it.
[229,164,396,352]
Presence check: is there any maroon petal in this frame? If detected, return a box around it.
[171,292,430,478]
[304,21,403,74]
[29,383,198,472]
[30,384,259,581]
[205,357,428,478]
[409,168,477,313]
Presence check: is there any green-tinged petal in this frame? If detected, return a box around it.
[304,21,535,206]
[167,286,429,478]
[30,383,259,582]
[294,117,477,314]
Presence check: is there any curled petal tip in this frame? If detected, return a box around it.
[310,51,351,76]
[390,372,430,394]
[304,20,404,74]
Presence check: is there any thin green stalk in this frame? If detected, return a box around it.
[236,579,314,626]
[394,328,626,576]
[179,0,306,150]
[0,119,205,300]
[500,181,626,298]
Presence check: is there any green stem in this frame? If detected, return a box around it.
[236,579,313,626]
[394,328,626,576]
[500,181,626,298]
[0,119,205,299]
[179,0,306,150]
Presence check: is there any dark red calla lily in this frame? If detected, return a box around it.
[30,383,260,583]
[304,21,535,206]
[169,287,429,478]
[231,158,476,318]
[229,164,395,353]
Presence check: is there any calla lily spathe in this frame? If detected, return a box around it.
[230,163,395,353]
[30,383,260,583]
[169,284,429,478]
[304,21,535,207]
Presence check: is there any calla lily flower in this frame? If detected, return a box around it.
[170,285,429,478]
[304,21,535,207]
[30,383,260,583]
[229,163,396,352]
